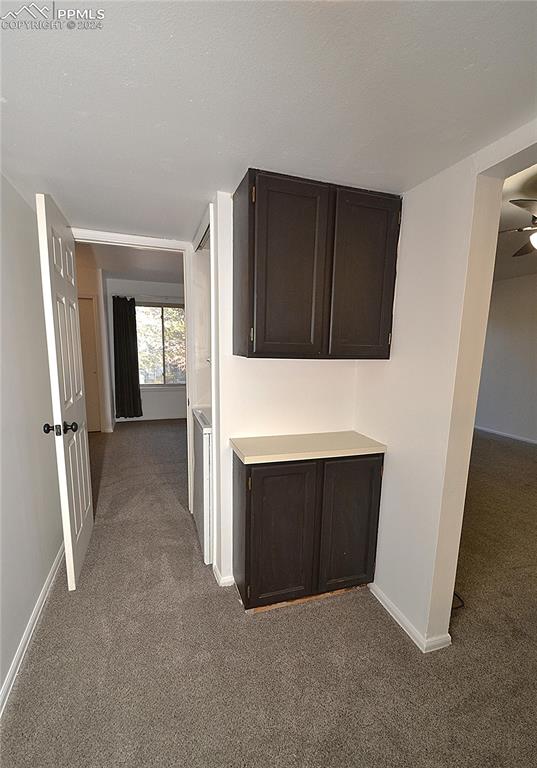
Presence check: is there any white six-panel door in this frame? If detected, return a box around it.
[36,194,93,590]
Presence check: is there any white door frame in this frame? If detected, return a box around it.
[427,135,537,644]
[190,204,219,567]
[71,229,195,511]
[207,203,219,570]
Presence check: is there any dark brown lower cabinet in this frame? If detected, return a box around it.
[318,457,382,592]
[250,461,317,606]
[233,452,383,609]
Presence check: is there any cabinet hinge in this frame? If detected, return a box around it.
[250,327,254,342]
[251,185,256,204]
[247,585,251,599]
[248,476,252,491]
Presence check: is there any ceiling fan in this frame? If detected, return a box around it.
[499,199,537,258]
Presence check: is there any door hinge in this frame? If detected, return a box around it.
[250,327,254,342]
[247,585,251,599]
[248,476,252,491]
[251,185,256,204]
[398,209,401,225]
[388,332,392,345]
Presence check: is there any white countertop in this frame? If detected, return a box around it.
[230,430,386,465]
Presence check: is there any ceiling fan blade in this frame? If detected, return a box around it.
[512,240,535,258]
[499,225,537,234]
[509,199,537,216]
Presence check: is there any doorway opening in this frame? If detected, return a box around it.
[37,197,217,592]
[451,164,537,639]
[74,237,191,528]
[74,221,217,578]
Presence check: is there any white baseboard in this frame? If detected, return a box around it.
[368,583,451,654]
[0,544,64,718]
[421,633,453,653]
[212,562,235,587]
[101,425,114,433]
[474,426,537,445]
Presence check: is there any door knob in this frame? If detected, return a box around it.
[63,421,79,434]
[43,423,61,436]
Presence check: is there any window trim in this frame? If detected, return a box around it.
[140,384,186,390]
[136,301,186,386]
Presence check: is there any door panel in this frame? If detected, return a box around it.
[56,294,72,405]
[70,298,83,400]
[37,194,94,591]
[250,461,317,606]
[318,456,382,592]
[329,189,400,358]
[254,173,330,356]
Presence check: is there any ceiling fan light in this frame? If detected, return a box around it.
[530,232,537,249]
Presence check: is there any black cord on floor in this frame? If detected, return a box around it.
[452,591,465,610]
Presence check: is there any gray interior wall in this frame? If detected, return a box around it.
[0,176,62,700]
[475,273,537,443]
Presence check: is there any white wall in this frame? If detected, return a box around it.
[475,274,537,443]
[353,122,536,650]
[351,157,483,648]
[213,192,358,583]
[106,278,187,422]
[0,176,63,710]
[189,246,212,410]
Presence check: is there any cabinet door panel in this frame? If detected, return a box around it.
[318,456,382,592]
[254,173,330,357]
[250,461,317,606]
[329,189,400,358]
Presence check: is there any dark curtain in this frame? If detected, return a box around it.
[113,296,143,418]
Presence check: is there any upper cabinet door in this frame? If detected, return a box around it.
[253,173,330,357]
[329,189,401,358]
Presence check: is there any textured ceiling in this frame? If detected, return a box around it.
[77,242,184,284]
[2,1,537,240]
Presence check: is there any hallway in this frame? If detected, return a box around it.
[1,426,536,768]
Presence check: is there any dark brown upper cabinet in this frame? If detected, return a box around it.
[233,168,401,359]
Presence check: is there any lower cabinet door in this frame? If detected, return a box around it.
[318,455,382,592]
[250,461,317,607]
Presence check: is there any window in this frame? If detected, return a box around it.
[136,304,186,385]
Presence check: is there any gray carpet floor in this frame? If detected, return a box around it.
[1,423,536,767]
